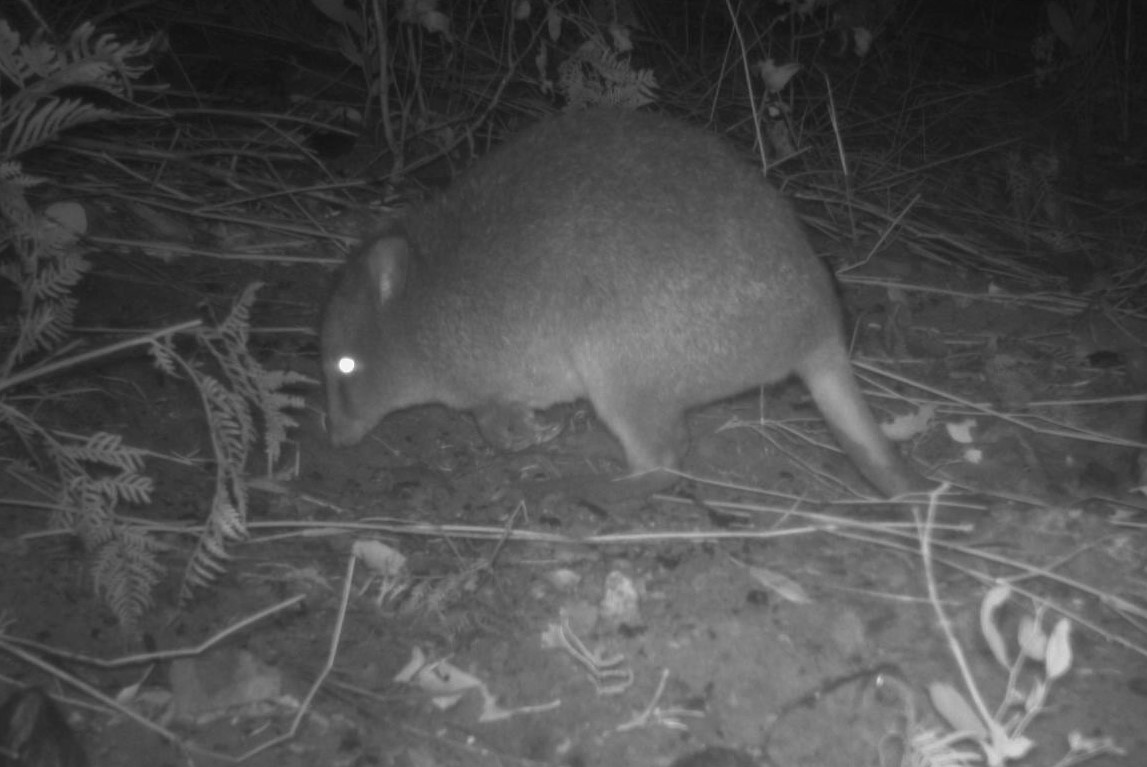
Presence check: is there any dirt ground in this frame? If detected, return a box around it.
[3,204,1146,767]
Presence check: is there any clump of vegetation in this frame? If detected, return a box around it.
[0,19,306,628]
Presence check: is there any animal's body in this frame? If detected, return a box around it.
[321,108,927,498]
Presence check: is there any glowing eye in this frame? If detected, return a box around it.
[337,356,357,375]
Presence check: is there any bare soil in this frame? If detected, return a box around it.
[3,221,1145,767]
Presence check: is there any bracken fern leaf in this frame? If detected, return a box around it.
[59,431,149,474]
[91,525,164,628]
[203,283,312,470]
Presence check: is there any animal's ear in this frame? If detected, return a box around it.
[363,237,409,304]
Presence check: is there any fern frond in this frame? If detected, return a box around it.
[66,23,153,91]
[91,474,153,505]
[0,22,68,86]
[0,20,152,93]
[0,403,160,628]
[4,97,108,157]
[260,369,313,390]
[211,456,249,548]
[181,539,229,595]
[1,20,155,162]
[180,497,244,598]
[201,373,254,467]
[9,297,76,364]
[52,432,155,512]
[202,284,312,470]
[221,282,260,344]
[147,338,180,377]
[210,494,247,541]
[29,249,87,299]
[1,172,91,372]
[59,431,149,474]
[16,299,65,341]
[91,525,164,628]
[175,366,253,599]
[262,389,305,465]
[58,474,115,544]
[558,36,657,110]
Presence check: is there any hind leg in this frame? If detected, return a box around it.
[589,387,688,496]
[512,389,685,506]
